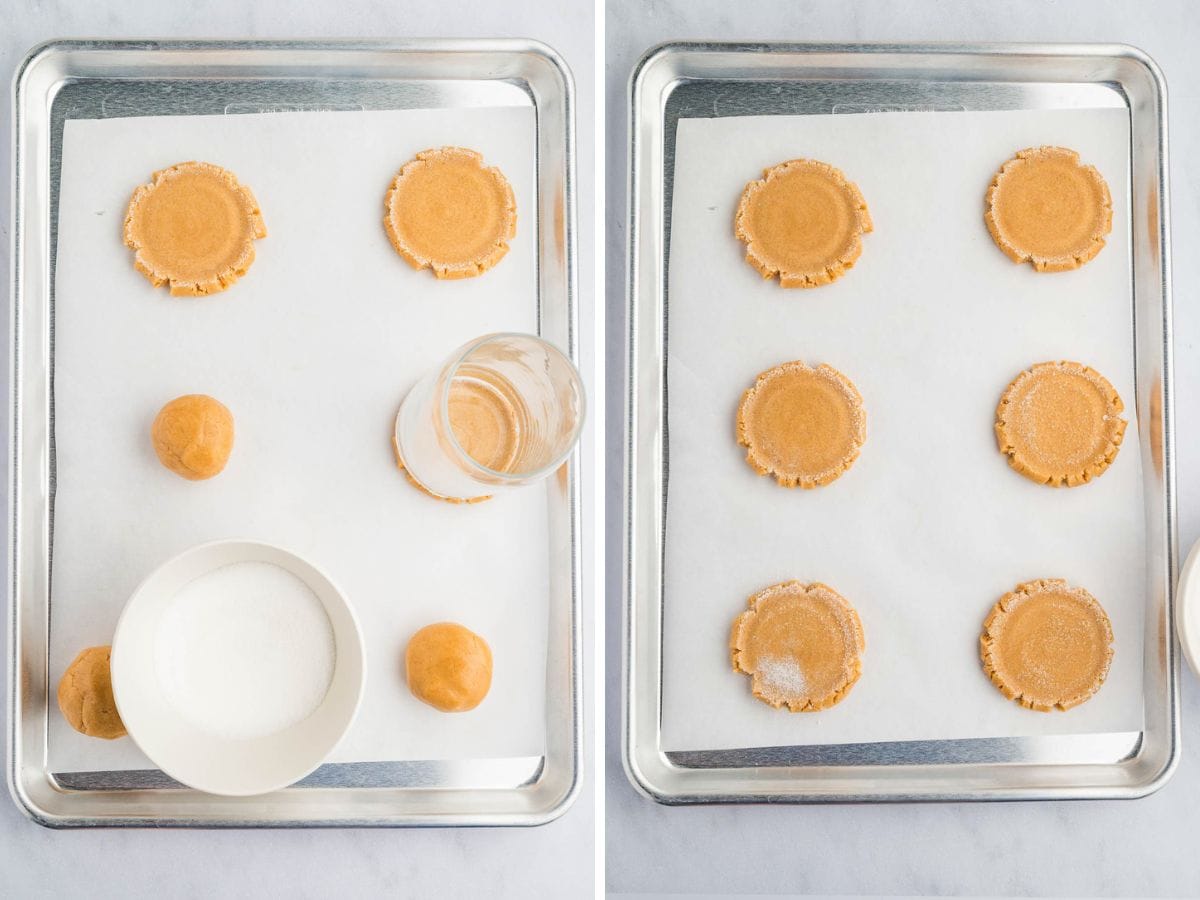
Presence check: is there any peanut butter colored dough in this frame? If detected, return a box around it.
[405,622,493,712]
[390,433,490,505]
[447,376,521,473]
[151,394,235,481]
[995,360,1126,487]
[391,376,522,504]
[123,161,266,296]
[730,581,865,712]
[737,360,866,488]
[984,146,1112,272]
[57,646,126,740]
[981,579,1114,711]
[734,158,873,288]
[384,147,516,279]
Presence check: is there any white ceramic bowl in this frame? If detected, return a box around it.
[111,539,365,796]
[1176,538,1200,676]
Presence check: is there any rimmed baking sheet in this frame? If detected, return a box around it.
[11,39,580,827]
[624,42,1177,803]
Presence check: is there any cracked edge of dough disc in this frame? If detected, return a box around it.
[123,160,267,296]
[984,146,1113,272]
[729,580,866,712]
[736,360,866,489]
[980,578,1114,711]
[391,432,491,505]
[734,158,873,289]
[383,146,517,280]
[995,360,1126,487]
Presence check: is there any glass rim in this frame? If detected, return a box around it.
[437,331,586,484]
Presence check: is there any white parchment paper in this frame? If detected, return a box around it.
[50,106,550,772]
[662,108,1144,752]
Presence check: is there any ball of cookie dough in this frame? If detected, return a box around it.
[405,622,492,712]
[57,646,126,740]
[151,394,234,480]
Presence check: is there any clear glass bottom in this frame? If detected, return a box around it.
[395,333,585,498]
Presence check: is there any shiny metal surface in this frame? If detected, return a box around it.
[8,39,580,827]
[624,42,1177,803]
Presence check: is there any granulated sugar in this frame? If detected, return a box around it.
[756,655,808,699]
[154,561,335,740]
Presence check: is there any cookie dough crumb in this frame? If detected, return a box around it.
[57,646,127,740]
[734,158,872,288]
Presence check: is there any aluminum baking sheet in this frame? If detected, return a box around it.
[9,39,580,827]
[624,42,1177,803]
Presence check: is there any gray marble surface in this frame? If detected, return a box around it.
[0,2,596,898]
[604,0,1200,896]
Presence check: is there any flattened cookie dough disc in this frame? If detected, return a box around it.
[981,579,1114,711]
[985,146,1112,271]
[737,360,866,488]
[124,161,266,296]
[384,147,516,279]
[995,360,1126,487]
[446,376,521,472]
[735,158,872,288]
[730,581,865,711]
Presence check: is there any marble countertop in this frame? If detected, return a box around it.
[0,2,596,898]
[9,0,1200,894]
[604,0,1200,896]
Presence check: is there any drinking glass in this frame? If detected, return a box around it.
[394,333,585,499]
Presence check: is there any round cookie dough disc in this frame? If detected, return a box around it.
[730,581,865,711]
[984,146,1112,272]
[734,158,873,288]
[123,161,267,296]
[384,146,516,279]
[57,645,126,740]
[737,360,866,488]
[995,360,1126,487]
[981,579,1114,711]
